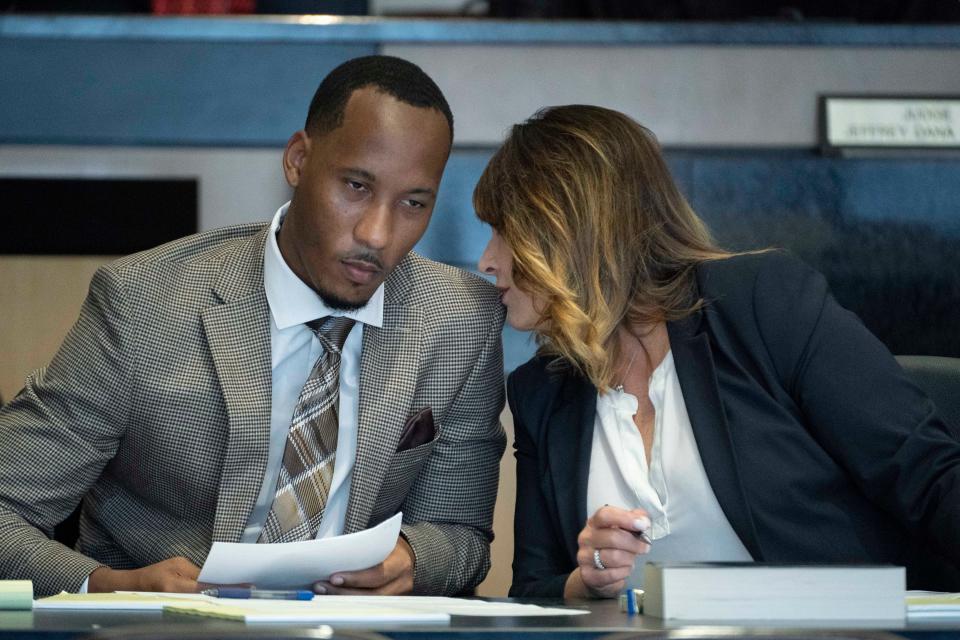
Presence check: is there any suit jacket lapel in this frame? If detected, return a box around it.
[668,308,763,560]
[546,369,597,562]
[343,301,423,534]
[201,228,274,544]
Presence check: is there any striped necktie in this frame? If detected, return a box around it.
[258,315,356,543]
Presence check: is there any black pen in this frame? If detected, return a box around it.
[602,504,653,545]
[634,529,653,545]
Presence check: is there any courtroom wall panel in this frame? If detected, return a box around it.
[3,15,959,597]
[0,256,110,402]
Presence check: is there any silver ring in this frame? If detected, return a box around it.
[593,549,606,571]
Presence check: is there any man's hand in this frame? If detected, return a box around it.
[564,505,651,599]
[88,557,200,593]
[313,536,415,595]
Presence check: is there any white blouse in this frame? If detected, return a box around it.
[586,350,752,588]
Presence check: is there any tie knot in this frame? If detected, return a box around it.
[307,316,356,354]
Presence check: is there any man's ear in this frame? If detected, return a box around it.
[282,130,310,188]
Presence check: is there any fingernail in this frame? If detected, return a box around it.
[330,575,344,586]
[634,517,651,531]
[314,585,326,595]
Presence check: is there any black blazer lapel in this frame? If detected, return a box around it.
[545,369,597,562]
[668,309,764,560]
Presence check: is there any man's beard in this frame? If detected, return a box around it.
[316,250,383,311]
[317,286,368,312]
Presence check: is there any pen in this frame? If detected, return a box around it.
[201,587,314,601]
[619,588,644,615]
[601,504,652,545]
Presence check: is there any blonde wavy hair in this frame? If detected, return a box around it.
[474,105,732,390]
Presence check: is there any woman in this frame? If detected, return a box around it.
[474,105,960,599]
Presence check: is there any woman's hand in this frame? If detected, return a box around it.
[564,505,651,599]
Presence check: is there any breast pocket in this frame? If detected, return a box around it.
[369,434,440,525]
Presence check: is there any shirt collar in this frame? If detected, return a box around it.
[263,202,385,331]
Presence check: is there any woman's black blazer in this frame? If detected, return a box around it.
[507,251,960,597]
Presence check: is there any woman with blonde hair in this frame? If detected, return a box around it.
[475,105,960,599]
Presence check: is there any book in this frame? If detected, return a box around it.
[643,562,905,621]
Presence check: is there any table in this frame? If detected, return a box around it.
[3,600,960,640]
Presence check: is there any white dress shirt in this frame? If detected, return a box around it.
[586,350,752,589]
[241,202,385,542]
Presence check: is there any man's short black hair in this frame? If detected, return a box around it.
[305,55,454,141]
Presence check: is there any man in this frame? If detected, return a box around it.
[0,56,506,597]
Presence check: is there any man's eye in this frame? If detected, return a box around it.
[403,199,425,209]
[346,180,365,191]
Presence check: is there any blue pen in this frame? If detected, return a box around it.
[201,587,314,601]
[620,588,645,615]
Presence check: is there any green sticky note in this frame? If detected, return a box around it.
[0,581,33,610]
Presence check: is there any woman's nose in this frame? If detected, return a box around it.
[478,240,497,275]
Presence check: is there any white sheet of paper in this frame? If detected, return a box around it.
[198,512,402,589]
[305,596,589,617]
[164,596,585,621]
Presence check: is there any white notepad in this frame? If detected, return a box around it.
[34,592,213,610]
[165,598,448,623]
[35,593,587,621]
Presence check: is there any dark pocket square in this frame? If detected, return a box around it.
[396,407,435,452]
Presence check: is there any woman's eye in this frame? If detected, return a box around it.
[402,199,425,209]
[346,180,366,191]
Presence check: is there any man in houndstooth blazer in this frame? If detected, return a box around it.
[0,57,506,597]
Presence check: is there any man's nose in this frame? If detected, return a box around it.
[354,202,391,250]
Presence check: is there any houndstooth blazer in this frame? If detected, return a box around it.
[0,224,506,597]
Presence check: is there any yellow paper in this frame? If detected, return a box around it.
[0,580,33,610]
[908,593,960,606]
[165,601,251,621]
